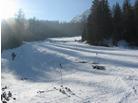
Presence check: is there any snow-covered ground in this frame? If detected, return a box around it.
[1,36,138,103]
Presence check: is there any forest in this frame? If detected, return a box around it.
[83,0,138,46]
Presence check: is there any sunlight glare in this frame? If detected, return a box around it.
[0,0,17,20]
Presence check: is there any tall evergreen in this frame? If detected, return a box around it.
[81,15,88,41]
[122,0,136,45]
[15,9,26,43]
[134,0,138,45]
[86,0,112,45]
[112,3,123,45]
[102,0,113,39]
[86,0,99,44]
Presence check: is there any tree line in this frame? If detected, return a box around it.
[1,9,83,50]
[83,0,138,46]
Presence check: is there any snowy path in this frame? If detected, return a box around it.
[1,37,138,103]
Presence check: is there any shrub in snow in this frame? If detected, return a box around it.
[92,65,105,70]
[117,40,129,48]
[1,86,16,103]
[103,39,113,47]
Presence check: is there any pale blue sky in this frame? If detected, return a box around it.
[16,0,135,22]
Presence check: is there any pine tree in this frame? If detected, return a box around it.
[122,0,136,45]
[81,15,88,41]
[86,0,99,44]
[15,9,26,43]
[86,0,112,45]
[134,0,138,45]
[112,3,123,45]
[102,0,113,40]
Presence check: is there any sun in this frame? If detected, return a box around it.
[0,0,17,20]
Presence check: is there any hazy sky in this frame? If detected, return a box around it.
[16,0,135,22]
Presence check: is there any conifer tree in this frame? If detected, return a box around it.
[102,0,113,39]
[112,3,123,45]
[86,0,112,45]
[122,0,136,45]
[87,0,99,44]
[134,0,138,45]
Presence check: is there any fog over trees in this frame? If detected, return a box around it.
[1,9,83,50]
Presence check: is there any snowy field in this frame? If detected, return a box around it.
[1,36,138,103]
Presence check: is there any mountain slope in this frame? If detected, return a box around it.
[71,9,90,23]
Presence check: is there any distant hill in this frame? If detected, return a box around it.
[71,9,91,23]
